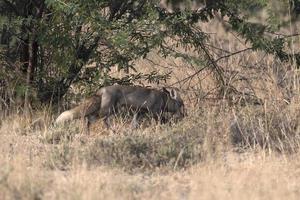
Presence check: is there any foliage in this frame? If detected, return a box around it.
[0,0,299,106]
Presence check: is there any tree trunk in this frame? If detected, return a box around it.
[20,38,29,74]
[24,41,33,116]
[24,34,38,116]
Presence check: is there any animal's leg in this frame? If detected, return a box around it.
[131,112,140,129]
[99,106,115,129]
[153,113,165,125]
[84,114,99,134]
[160,115,168,124]
[83,117,91,135]
[103,116,111,129]
[88,114,99,123]
[98,95,116,130]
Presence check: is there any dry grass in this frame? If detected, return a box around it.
[2,13,300,200]
[1,103,300,199]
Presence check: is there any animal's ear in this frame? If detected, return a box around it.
[169,88,177,99]
[162,87,169,94]
[162,87,178,99]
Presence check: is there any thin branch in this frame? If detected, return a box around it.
[199,42,225,86]
[215,47,253,63]
[204,44,231,54]
[265,31,300,38]
[170,65,208,86]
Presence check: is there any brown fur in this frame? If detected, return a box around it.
[55,85,185,131]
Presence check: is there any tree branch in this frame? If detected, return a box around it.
[215,48,253,63]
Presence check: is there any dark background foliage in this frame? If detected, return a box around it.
[0,0,299,110]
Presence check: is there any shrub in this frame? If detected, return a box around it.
[84,124,206,172]
[230,105,300,153]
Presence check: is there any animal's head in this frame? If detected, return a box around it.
[162,87,186,119]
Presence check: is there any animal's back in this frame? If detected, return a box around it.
[96,85,165,112]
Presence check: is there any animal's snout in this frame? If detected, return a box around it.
[175,104,186,120]
[180,105,187,117]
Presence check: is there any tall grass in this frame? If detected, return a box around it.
[2,14,300,200]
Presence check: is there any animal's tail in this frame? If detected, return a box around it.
[55,93,102,124]
[55,110,75,124]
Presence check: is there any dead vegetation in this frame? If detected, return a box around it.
[2,16,300,200]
